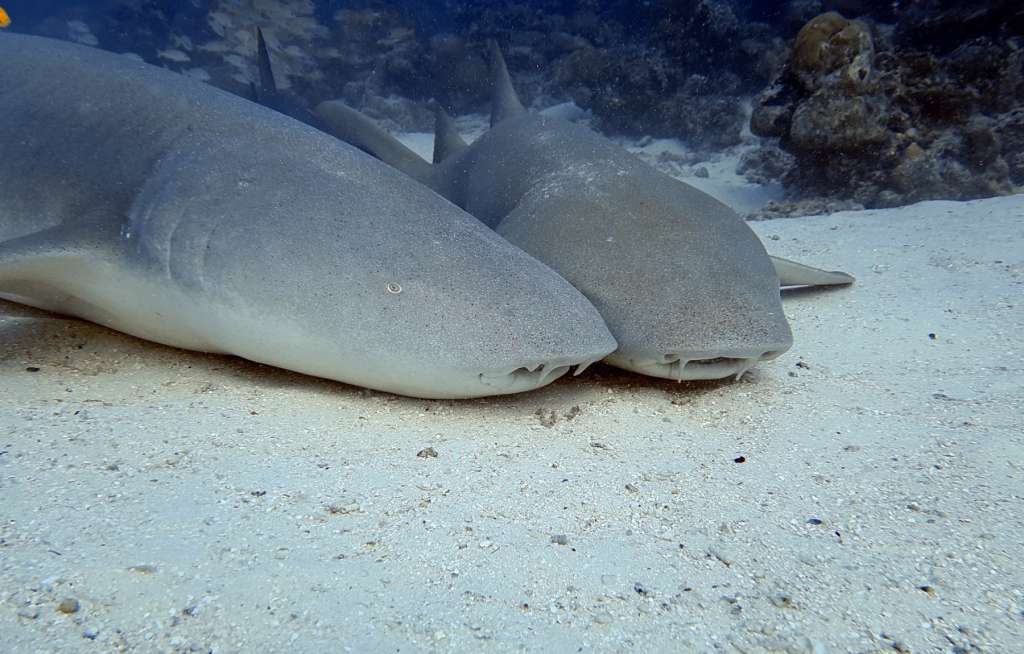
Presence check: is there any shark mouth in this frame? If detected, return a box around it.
[608,349,787,382]
[478,358,599,392]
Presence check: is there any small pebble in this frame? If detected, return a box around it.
[83,628,99,640]
[693,166,709,178]
[708,547,734,566]
[416,447,438,459]
[733,456,746,464]
[58,598,80,614]
[770,593,796,609]
[807,517,823,525]
[25,366,40,373]
[17,607,39,620]
[550,534,568,545]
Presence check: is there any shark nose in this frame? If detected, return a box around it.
[607,342,790,382]
[478,354,605,394]
[667,348,786,381]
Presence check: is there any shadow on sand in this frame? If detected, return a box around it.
[0,299,755,415]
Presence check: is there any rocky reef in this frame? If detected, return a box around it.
[748,4,1023,214]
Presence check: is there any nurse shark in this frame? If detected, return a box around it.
[315,42,853,381]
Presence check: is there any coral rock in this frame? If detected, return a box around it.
[792,11,875,93]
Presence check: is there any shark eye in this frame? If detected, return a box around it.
[386,282,402,294]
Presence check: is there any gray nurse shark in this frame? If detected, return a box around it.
[315,41,853,382]
[0,33,616,399]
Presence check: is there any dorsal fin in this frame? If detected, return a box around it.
[770,256,855,287]
[430,102,468,164]
[314,100,434,185]
[255,27,277,101]
[487,39,524,126]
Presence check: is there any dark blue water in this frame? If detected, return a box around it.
[2,1,1017,143]
[1,2,1019,221]
[0,1,808,38]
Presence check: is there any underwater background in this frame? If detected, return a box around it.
[2,0,1022,215]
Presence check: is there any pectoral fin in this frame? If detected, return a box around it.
[0,224,105,314]
[770,256,855,287]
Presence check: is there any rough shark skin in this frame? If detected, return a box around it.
[0,33,616,399]
[315,43,853,381]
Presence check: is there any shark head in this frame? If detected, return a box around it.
[487,140,794,381]
[310,41,851,385]
[131,134,617,399]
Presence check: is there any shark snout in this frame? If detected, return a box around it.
[606,341,792,382]
[477,355,603,393]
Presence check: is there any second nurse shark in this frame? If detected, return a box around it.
[312,41,854,382]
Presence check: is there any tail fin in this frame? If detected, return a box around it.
[487,40,525,126]
[314,100,434,184]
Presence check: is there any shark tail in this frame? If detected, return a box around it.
[314,100,435,186]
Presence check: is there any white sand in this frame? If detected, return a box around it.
[620,137,784,216]
[2,177,1023,649]
[397,113,489,163]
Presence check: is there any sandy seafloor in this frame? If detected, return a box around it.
[1,121,1022,653]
